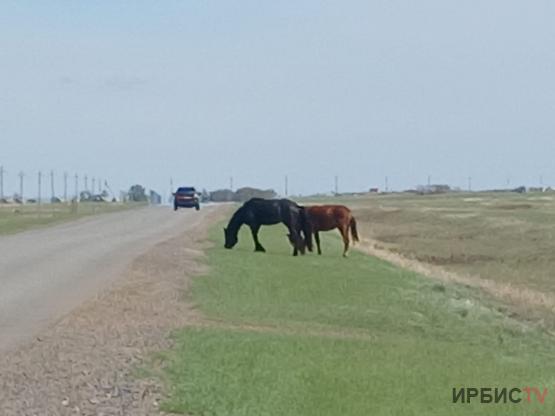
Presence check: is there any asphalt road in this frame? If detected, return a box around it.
[0,205,212,353]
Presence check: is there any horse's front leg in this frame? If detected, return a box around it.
[287,232,299,256]
[288,227,304,256]
[250,224,265,252]
[315,231,322,255]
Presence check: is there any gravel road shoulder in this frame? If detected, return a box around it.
[0,206,226,416]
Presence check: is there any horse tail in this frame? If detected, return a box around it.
[300,207,313,252]
[350,216,360,243]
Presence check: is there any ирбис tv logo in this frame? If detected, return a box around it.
[452,387,548,404]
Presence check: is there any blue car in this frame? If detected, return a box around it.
[173,187,200,211]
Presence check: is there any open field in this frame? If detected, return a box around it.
[0,202,145,235]
[154,221,555,415]
[330,192,555,326]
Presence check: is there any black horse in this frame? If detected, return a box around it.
[223,198,312,256]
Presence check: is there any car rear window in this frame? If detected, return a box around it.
[177,187,196,193]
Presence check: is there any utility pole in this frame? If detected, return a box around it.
[230,176,234,191]
[38,171,42,204]
[427,175,431,187]
[84,175,88,192]
[468,176,472,192]
[91,177,96,195]
[169,177,174,204]
[385,176,389,192]
[334,175,339,195]
[98,177,101,194]
[50,170,55,201]
[18,171,24,201]
[63,172,68,201]
[0,165,4,200]
[74,174,79,200]
[284,175,288,197]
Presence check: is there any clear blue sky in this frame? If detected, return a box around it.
[1,1,554,198]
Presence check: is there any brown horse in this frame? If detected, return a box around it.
[304,205,359,257]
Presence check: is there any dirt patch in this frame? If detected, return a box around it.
[0,207,227,416]
[442,213,478,219]
[189,318,376,342]
[493,203,533,210]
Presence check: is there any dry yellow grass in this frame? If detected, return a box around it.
[335,191,555,327]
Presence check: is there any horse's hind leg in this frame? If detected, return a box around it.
[339,226,350,257]
[315,231,322,255]
[250,224,265,252]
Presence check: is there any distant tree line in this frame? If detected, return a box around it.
[127,185,277,204]
[208,187,277,202]
[127,184,148,202]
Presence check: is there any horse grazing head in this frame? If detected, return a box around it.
[223,227,238,249]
